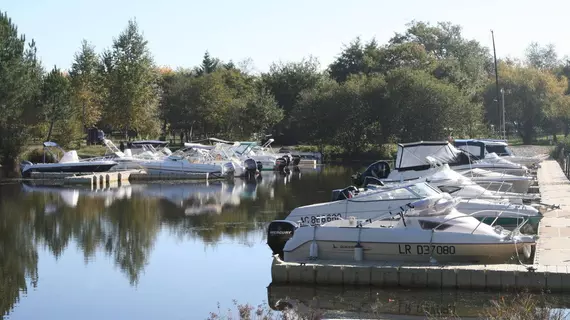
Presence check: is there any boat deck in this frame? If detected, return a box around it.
[270,159,570,291]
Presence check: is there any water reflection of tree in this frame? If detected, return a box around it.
[0,166,352,315]
[103,197,160,285]
[0,184,38,318]
[17,188,161,286]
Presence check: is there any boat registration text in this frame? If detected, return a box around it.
[300,214,343,225]
[399,244,456,255]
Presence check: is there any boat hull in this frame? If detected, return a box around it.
[284,240,530,264]
[22,162,117,175]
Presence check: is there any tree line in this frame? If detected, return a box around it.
[2,11,570,175]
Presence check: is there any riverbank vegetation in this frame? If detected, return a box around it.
[208,291,566,320]
[3,11,570,176]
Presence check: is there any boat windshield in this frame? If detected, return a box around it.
[406,182,441,198]
[485,145,512,156]
[234,143,254,155]
[357,183,436,201]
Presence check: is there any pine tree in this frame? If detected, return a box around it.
[40,66,72,142]
[0,11,43,175]
[101,19,160,139]
[69,39,103,130]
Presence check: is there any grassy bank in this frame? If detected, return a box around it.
[294,144,397,163]
[17,142,398,164]
[207,292,566,320]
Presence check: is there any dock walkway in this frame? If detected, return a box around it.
[270,160,570,291]
[534,160,570,266]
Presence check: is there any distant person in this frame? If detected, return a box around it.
[119,141,125,152]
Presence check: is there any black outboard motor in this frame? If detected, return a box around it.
[267,220,298,259]
[256,161,263,171]
[352,161,391,187]
[244,158,258,179]
[331,186,358,201]
[282,154,291,166]
[276,158,287,172]
[292,155,301,166]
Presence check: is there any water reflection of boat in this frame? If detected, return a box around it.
[267,284,570,319]
[21,181,133,209]
[19,175,283,216]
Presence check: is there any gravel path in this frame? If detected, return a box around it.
[510,145,554,157]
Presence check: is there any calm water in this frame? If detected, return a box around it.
[1,165,569,320]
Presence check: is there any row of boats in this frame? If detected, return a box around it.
[20,138,302,178]
[267,139,552,265]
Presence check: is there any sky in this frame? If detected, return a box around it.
[3,0,569,73]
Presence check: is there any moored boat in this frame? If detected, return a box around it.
[20,142,117,177]
[267,192,536,264]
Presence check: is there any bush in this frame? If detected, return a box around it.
[295,144,397,163]
[22,147,57,163]
[550,135,570,160]
[210,292,565,320]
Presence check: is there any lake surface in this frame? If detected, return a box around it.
[1,165,569,320]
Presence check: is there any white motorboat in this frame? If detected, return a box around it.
[183,142,258,177]
[458,167,534,193]
[92,139,167,171]
[454,139,546,168]
[391,141,529,178]
[20,142,117,177]
[354,160,539,204]
[230,141,288,171]
[287,180,541,232]
[139,146,236,178]
[267,191,536,264]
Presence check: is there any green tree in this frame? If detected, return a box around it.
[40,67,73,142]
[384,68,481,141]
[69,39,104,130]
[261,57,323,144]
[525,42,559,70]
[101,19,161,139]
[0,12,43,176]
[195,51,220,76]
[389,21,492,97]
[484,62,569,143]
[329,37,369,82]
[293,75,384,154]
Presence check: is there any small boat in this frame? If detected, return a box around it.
[353,160,540,204]
[20,142,117,177]
[267,191,536,264]
[458,167,534,193]
[230,140,289,171]
[139,146,236,178]
[289,180,541,233]
[391,141,529,178]
[454,139,546,168]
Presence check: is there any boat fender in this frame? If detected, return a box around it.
[354,243,363,261]
[309,225,319,259]
[348,216,356,226]
[309,241,318,259]
[523,244,532,259]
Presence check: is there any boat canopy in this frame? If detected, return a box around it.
[184,143,214,150]
[395,141,467,171]
[130,140,169,147]
[454,139,512,157]
[43,141,61,148]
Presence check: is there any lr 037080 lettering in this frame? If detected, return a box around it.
[416,245,456,255]
[300,213,342,225]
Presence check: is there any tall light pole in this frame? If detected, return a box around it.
[501,88,506,140]
[491,30,501,132]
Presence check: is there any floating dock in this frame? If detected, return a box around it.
[270,160,570,292]
[28,169,217,188]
